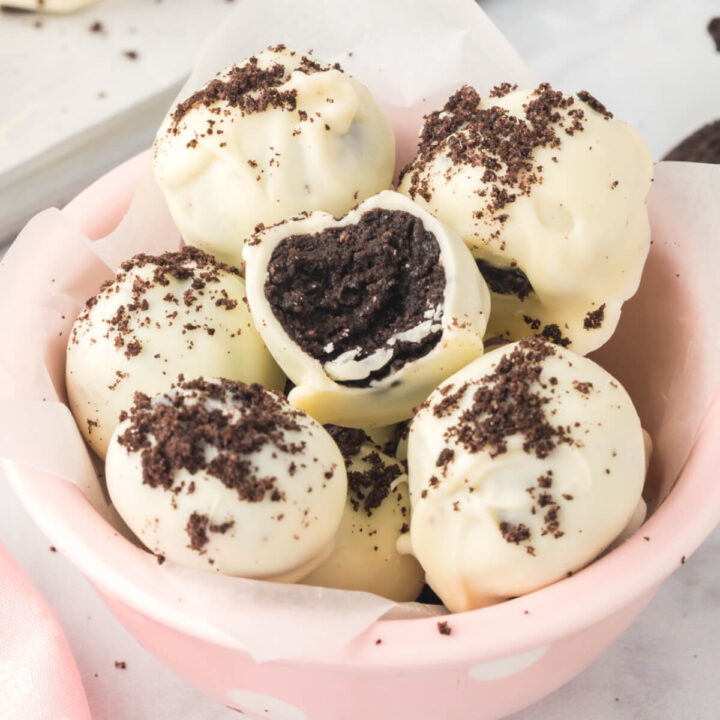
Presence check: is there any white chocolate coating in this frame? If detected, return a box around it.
[301,437,424,601]
[66,248,284,459]
[406,339,646,612]
[243,190,491,427]
[105,379,347,579]
[398,85,653,355]
[153,46,395,269]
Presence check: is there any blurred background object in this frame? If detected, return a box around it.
[2,0,720,247]
[2,0,720,248]
[0,0,237,246]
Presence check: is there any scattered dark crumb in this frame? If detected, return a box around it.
[709,17,720,52]
[89,20,104,33]
[114,661,126,670]
[123,50,139,60]
[375,638,382,645]
[0,5,32,13]
[523,610,530,615]
[681,555,686,564]
[643,536,650,542]
[437,621,452,636]
[49,546,57,552]
[156,554,166,565]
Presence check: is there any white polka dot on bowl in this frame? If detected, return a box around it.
[468,645,550,682]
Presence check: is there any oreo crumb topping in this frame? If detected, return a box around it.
[540,323,571,348]
[185,511,235,553]
[118,378,305,502]
[572,380,593,394]
[489,82,518,99]
[70,246,241,359]
[436,448,454,468]
[169,46,342,134]
[437,620,452,635]
[401,83,610,229]
[576,91,613,119]
[476,258,534,300]
[324,425,372,459]
[382,421,410,457]
[499,522,531,544]
[442,336,574,459]
[523,470,567,541]
[347,451,403,516]
[265,208,446,386]
[325,425,404,518]
[583,304,606,330]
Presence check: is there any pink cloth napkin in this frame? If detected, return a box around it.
[0,542,90,720]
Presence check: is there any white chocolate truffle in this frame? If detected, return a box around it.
[407,337,645,612]
[105,378,347,579]
[153,45,395,269]
[66,247,284,458]
[243,190,491,427]
[398,84,653,355]
[301,427,424,600]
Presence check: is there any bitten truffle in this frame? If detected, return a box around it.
[399,84,652,355]
[105,378,347,580]
[243,190,491,427]
[66,247,284,458]
[153,45,395,269]
[406,337,646,612]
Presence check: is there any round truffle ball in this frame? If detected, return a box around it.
[66,247,284,458]
[105,378,347,579]
[398,83,653,355]
[243,190,491,427]
[406,337,646,612]
[300,426,424,601]
[153,45,395,269]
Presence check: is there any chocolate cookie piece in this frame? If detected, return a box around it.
[664,120,720,164]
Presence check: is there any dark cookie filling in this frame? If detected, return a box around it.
[663,119,720,164]
[118,378,305,502]
[475,259,534,300]
[265,208,446,386]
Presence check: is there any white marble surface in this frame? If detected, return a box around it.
[2,0,720,718]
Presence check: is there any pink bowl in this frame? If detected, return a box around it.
[7,154,720,720]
